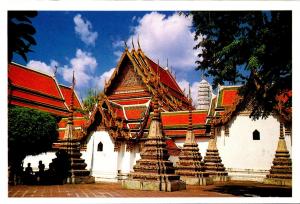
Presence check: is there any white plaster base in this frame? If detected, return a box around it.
[227,168,269,182]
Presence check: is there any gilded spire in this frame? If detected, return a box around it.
[131,37,135,50]
[68,70,75,126]
[124,41,128,51]
[280,122,284,139]
[210,121,215,139]
[137,35,141,50]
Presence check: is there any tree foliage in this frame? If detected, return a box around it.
[8,107,58,168]
[83,89,99,113]
[8,11,38,62]
[191,11,291,120]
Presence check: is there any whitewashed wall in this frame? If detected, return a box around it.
[216,115,292,181]
[83,131,118,182]
[82,131,141,182]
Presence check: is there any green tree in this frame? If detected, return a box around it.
[8,11,38,62]
[191,11,291,120]
[83,89,99,113]
[8,107,58,179]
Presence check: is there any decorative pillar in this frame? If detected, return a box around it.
[122,77,186,191]
[202,122,229,182]
[264,123,292,186]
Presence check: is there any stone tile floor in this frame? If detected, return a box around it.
[8,181,292,197]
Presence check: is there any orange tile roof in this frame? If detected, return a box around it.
[161,111,207,127]
[8,62,69,116]
[59,85,84,117]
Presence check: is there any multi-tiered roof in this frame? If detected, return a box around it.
[83,47,212,148]
[8,62,86,142]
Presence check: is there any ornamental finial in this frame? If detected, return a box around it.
[131,37,135,50]
[137,35,141,50]
[124,41,128,50]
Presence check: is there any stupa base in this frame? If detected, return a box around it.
[67,176,95,184]
[209,174,229,182]
[180,176,213,186]
[263,178,292,186]
[122,179,186,192]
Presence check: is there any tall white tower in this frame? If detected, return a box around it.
[197,77,212,110]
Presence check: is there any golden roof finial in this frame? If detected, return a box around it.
[166,58,168,68]
[124,41,128,51]
[131,37,135,50]
[137,35,141,50]
[188,83,192,100]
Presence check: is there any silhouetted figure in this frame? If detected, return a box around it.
[37,160,45,184]
[24,163,34,184]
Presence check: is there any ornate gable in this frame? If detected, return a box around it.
[107,57,148,96]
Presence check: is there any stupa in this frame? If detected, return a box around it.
[264,123,292,186]
[197,77,212,110]
[202,122,229,182]
[122,75,186,191]
[58,72,95,184]
[176,88,213,185]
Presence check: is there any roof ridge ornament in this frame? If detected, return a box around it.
[137,35,141,50]
[131,37,135,50]
[124,41,128,51]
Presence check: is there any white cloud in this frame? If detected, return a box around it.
[178,79,200,106]
[94,68,115,90]
[61,49,97,89]
[27,60,58,75]
[74,14,98,46]
[114,12,203,71]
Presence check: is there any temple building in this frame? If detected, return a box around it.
[8,46,292,184]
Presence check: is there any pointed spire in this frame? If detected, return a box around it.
[137,35,141,50]
[188,99,193,132]
[54,65,58,77]
[277,122,288,152]
[68,70,75,126]
[131,37,135,50]
[124,41,128,51]
[264,122,292,186]
[189,83,192,101]
[166,58,169,68]
[152,91,160,121]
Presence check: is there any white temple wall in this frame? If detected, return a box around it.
[85,131,118,182]
[216,115,292,181]
[174,137,209,159]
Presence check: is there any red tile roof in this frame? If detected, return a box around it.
[8,63,69,116]
[216,86,240,108]
[124,106,147,121]
[59,85,84,117]
[145,57,183,95]
[161,111,207,127]
[9,63,62,98]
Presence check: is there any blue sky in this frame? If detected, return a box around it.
[13,11,211,102]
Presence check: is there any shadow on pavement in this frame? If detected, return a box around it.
[205,183,292,197]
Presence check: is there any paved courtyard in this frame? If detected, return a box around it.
[8,181,292,197]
